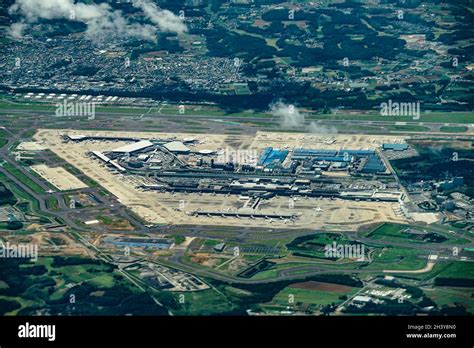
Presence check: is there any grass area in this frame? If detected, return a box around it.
[202,239,220,247]
[0,174,33,206]
[362,223,468,245]
[96,215,133,230]
[424,287,474,309]
[0,100,55,111]
[0,129,8,148]
[263,284,357,311]
[2,162,45,194]
[96,215,114,225]
[392,262,452,282]
[45,196,59,211]
[364,246,428,271]
[434,261,474,279]
[385,125,430,132]
[168,288,237,315]
[439,126,469,133]
[172,235,186,245]
[250,262,315,280]
[307,112,474,124]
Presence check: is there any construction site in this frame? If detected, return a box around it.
[32,129,412,230]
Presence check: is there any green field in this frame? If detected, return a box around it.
[166,288,238,315]
[362,223,467,245]
[424,287,474,310]
[286,232,355,259]
[434,261,474,279]
[0,129,8,148]
[1,162,45,194]
[385,125,430,132]
[263,283,358,311]
[364,246,428,271]
[439,126,469,133]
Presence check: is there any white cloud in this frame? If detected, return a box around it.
[271,101,305,129]
[7,21,27,39]
[270,101,337,133]
[133,0,187,35]
[8,0,187,41]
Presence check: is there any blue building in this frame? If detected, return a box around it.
[361,154,386,173]
[382,143,409,151]
[258,147,289,168]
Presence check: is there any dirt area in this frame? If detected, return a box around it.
[7,231,92,257]
[96,216,134,231]
[191,253,228,268]
[17,141,48,151]
[383,260,436,274]
[410,212,440,224]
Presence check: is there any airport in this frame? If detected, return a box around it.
[32,129,410,229]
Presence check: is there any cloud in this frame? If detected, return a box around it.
[7,21,27,39]
[308,121,337,134]
[270,101,337,134]
[84,9,158,42]
[9,0,109,23]
[8,0,186,41]
[133,0,187,35]
[271,101,305,129]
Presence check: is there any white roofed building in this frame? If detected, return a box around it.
[111,140,154,154]
[163,141,190,154]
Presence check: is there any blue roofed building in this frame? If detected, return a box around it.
[382,143,409,151]
[258,147,289,169]
[361,154,386,173]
